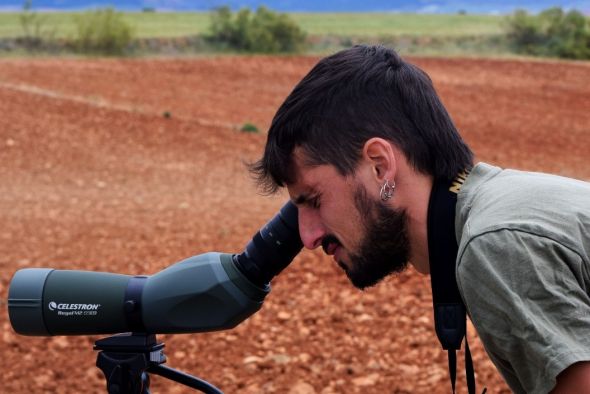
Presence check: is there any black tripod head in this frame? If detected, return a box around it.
[94,333,223,394]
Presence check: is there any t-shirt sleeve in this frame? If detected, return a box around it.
[456,229,590,394]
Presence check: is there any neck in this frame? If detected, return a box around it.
[390,163,433,274]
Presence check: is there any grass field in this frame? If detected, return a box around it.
[292,13,505,37]
[0,11,506,39]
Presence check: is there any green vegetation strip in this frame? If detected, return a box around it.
[291,13,505,37]
[0,11,505,39]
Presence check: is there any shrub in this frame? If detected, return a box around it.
[240,122,259,133]
[19,0,54,49]
[72,8,135,55]
[505,9,544,55]
[207,6,306,53]
[506,7,590,59]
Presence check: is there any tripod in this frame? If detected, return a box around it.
[94,333,224,394]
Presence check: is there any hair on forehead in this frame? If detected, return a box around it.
[249,45,473,194]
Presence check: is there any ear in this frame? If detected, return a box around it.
[361,138,397,183]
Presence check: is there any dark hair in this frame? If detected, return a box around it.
[251,45,473,194]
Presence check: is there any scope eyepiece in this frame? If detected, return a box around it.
[233,201,302,287]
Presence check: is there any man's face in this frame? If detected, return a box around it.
[288,151,410,289]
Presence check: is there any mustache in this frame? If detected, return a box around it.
[321,235,341,254]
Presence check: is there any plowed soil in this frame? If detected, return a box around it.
[1,55,589,394]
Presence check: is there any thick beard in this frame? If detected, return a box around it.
[343,185,410,289]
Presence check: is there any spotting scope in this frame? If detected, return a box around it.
[8,202,302,336]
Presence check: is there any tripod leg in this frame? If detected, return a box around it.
[147,364,224,394]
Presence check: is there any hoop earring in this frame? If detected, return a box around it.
[380,179,395,201]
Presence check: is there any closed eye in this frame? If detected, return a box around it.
[293,192,321,209]
[308,194,321,209]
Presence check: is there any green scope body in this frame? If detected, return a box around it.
[8,253,269,336]
[8,201,302,336]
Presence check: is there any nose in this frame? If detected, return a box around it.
[298,207,326,250]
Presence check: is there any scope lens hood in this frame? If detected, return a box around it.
[8,268,54,336]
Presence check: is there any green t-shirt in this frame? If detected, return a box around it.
[455,163,590,394]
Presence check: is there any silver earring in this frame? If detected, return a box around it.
[380,179,395,201]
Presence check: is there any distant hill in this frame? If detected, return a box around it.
[1,0,589,14]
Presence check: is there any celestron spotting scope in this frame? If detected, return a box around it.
[8,201,302,337]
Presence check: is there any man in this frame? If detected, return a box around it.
[250,45,590,393]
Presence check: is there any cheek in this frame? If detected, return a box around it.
[319,202,363,245]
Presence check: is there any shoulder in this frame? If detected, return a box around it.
[456,229,584,294]
[456,163,590,264]
[456,229,585,304]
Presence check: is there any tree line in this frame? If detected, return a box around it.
[15,3,590,59]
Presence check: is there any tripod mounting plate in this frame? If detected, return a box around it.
[94,333,224,394]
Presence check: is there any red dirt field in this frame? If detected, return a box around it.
[0,55,588,394]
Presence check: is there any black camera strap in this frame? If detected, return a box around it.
[427,172,481,394]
